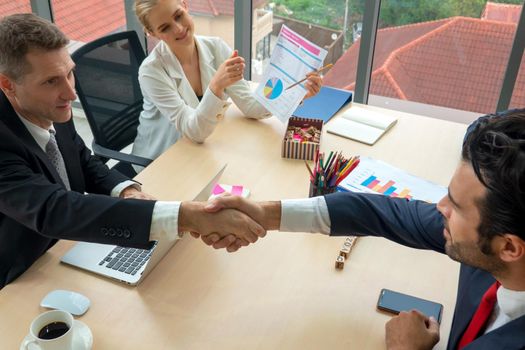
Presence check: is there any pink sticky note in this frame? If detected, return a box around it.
[212,184,226,195]
[231,185,243,196]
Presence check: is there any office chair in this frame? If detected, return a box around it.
[71,30,152,178]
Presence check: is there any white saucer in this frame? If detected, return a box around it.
[20,320,93,350]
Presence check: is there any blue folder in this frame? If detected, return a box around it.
[293,86,353,123]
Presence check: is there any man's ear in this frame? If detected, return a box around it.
[0,73,15,97]
[181,0,189,11]
[498,234,525,263]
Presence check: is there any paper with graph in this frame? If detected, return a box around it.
[337,156,447,203]
[254,25,327,123]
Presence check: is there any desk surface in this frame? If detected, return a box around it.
[0,103,467,349]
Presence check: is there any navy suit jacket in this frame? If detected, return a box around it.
[0,92,156,288]
[325,191,525,349]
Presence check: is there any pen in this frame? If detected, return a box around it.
[285,63,333,90]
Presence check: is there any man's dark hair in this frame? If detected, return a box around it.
[462,109,525,253]
[0,13,69,81]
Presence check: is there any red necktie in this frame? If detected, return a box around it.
[457,281,501,350]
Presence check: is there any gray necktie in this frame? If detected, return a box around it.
[46,129,71,190]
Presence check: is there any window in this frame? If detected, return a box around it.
[250,1,364,84]
[365,0,522,115]
[51,0,126,45]
[509,51,525,110]
[146,1,238,53]
[0,0,31,16]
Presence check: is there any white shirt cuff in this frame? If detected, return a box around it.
[280,197,331,234]
[150,201,181,241]
[111,180,141,198]
[199,87,231,121]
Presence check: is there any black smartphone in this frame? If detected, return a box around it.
[377,288,443,323]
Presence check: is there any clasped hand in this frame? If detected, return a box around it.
[185,195,268,252]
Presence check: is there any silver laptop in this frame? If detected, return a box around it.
[61,164,226,285]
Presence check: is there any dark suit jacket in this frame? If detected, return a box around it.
[325,191,525,350]
[0,92,156,288]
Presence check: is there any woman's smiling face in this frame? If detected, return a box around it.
[147,0,195,50]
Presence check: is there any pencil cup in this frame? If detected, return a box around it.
[308,182,336,197]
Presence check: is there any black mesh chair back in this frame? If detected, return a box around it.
[72,30,152,176]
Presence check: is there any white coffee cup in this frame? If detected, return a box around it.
[22,310,74,350]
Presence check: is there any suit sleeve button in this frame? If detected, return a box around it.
[123,229,131,238]
[101,228,108,236]
[108,228,116,237]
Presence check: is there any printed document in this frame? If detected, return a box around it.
[337,156,446,203]
[254,25,327,123]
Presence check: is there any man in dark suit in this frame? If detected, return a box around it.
[205,110,525,349]
[0,14,264,289]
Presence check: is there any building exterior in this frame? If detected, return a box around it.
[323,2,524,114]
[0,0,271,57]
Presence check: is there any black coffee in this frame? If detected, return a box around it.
[38,321,70,340]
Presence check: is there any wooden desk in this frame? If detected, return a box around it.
[0,103,467,349]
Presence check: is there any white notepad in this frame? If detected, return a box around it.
[326,106,397,145]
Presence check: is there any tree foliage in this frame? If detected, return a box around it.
[272,0,522,31]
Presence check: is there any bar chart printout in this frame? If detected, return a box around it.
[254,25,327,123]
[337,157,447,203]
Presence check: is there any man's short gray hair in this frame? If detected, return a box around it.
[0,13,69,81]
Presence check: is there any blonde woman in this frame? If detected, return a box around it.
[132,0,322,163]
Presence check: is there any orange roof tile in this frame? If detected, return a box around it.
[0,0,126,43]
[53,0,126,43]
[482,1,522,23]
[324,15,523,114]
[0,1,267,43]
[189,0,217,16]
[190,0,267,16]
[324,19,449,90]
[0,2,31,16]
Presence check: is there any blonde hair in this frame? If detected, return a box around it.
[134,0,160,32]
[134,0,183,33]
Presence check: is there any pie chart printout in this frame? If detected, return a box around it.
[264,78,284,100]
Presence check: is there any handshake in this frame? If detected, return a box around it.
[178,195,281,252]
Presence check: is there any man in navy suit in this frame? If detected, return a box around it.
[205,110,525,349]
[0,14,264,289]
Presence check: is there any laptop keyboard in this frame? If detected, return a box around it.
[98,242,157,275]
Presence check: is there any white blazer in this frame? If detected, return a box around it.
[132,36,270,161]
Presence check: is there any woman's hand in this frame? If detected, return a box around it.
[303,71,323,99]
[209,50,245,99]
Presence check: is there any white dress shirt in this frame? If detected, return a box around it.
[132,36,271,162]
[485,286,525,334]
[18,115,180,241]
[280,197,331,234]
[279,196,525,332]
